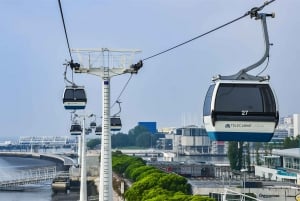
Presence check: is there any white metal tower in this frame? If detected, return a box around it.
[72,48,142,201]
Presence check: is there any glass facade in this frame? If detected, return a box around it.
[285,157,300,171]
[180,127,208,136]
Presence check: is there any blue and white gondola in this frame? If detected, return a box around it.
[95,126,102,135]
[70,123,82,135]
[203,79,279,142]
[110,117,122,132]
[63,86,87,110]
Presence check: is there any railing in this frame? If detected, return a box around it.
[223,188,263,201]
[0,166,57,190]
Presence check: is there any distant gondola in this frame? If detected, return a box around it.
[95,126,102,135]
[90,121,97,129]
[70,123,82,135]
[110,117,122,132]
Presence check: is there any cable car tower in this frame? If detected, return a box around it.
[71,48,142,201]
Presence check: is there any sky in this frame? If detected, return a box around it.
[0,0,299,138]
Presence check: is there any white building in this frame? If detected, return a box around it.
[255,148,300,184]
[171,125,227,155]
[293,114,300,137]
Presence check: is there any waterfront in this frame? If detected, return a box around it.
[0,157,55,201]
[0,151,229,201]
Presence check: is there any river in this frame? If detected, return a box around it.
[0,156,55,201]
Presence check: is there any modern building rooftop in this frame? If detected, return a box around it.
[273,148,300,158]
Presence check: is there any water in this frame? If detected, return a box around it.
[0,187,52,201]
[0,156,56,201]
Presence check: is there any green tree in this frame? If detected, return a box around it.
[158,174,191,194]
[128,126,149,146]
[283,136,300,148]
[136,132,152,148]
[228,141,243,171]
[125,174,161,201]
[113,152,214,201]
[86,138,100,149]
[245,143,251,170]
[142,187,172,201]
[254,142,262,165]
[112,133,129,148]
[130,166,157,181]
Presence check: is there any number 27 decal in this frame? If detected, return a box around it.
[242,110,248,116]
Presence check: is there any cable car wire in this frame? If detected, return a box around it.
[58,0,73,61]
[111,74,133,109]
[256,56,270,77]
[111,1,275,110]
[142,0,276,62]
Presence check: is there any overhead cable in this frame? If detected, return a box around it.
[142,0,276,62]
[58,0,73,61]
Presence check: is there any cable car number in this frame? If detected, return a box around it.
[241,110,248,116]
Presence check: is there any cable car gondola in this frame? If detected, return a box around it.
[95,126,102,135]
[203,11,279,142]
[85,128,92,135]
[70,123,82,135]
[203,79,279,142]
[111,117,122,132]
[90,121,96,129]
[63,86,87,110]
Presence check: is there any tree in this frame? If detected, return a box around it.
[128,126,149,146]
[253,142,262,165]
[283,136,300,148]
[136,132,152,148]
[158,174,191,194]
[245,143,251,170]
[86,138,100,149]
[112,133,129,148]
[228,141,243,171]
[113,152,213,201]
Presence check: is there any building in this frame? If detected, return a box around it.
[271,129,289,144]
[171,125,227,155]
[138,122,157,134]
[277,114,299,137]
[293,114,300,137]
[255,148,300,184]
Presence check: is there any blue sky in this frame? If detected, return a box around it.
[0,0,299,137]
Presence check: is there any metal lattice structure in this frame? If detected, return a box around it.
[19,136,74,146]
[0,166,56,190]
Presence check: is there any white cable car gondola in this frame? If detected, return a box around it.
[63,86,87,110]
[203,11,279,142]
[70,123,82,135]
[95,126,102,135]
[90,121,97,129]
[203,79,279,142]
[110,117,122,132]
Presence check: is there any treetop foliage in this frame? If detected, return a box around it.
[112,152,215,201]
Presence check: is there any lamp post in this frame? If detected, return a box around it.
[240,168,247,201]
[72,48,142,201]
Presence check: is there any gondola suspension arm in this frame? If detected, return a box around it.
[215,2,275,81]
[240,12,275,75]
